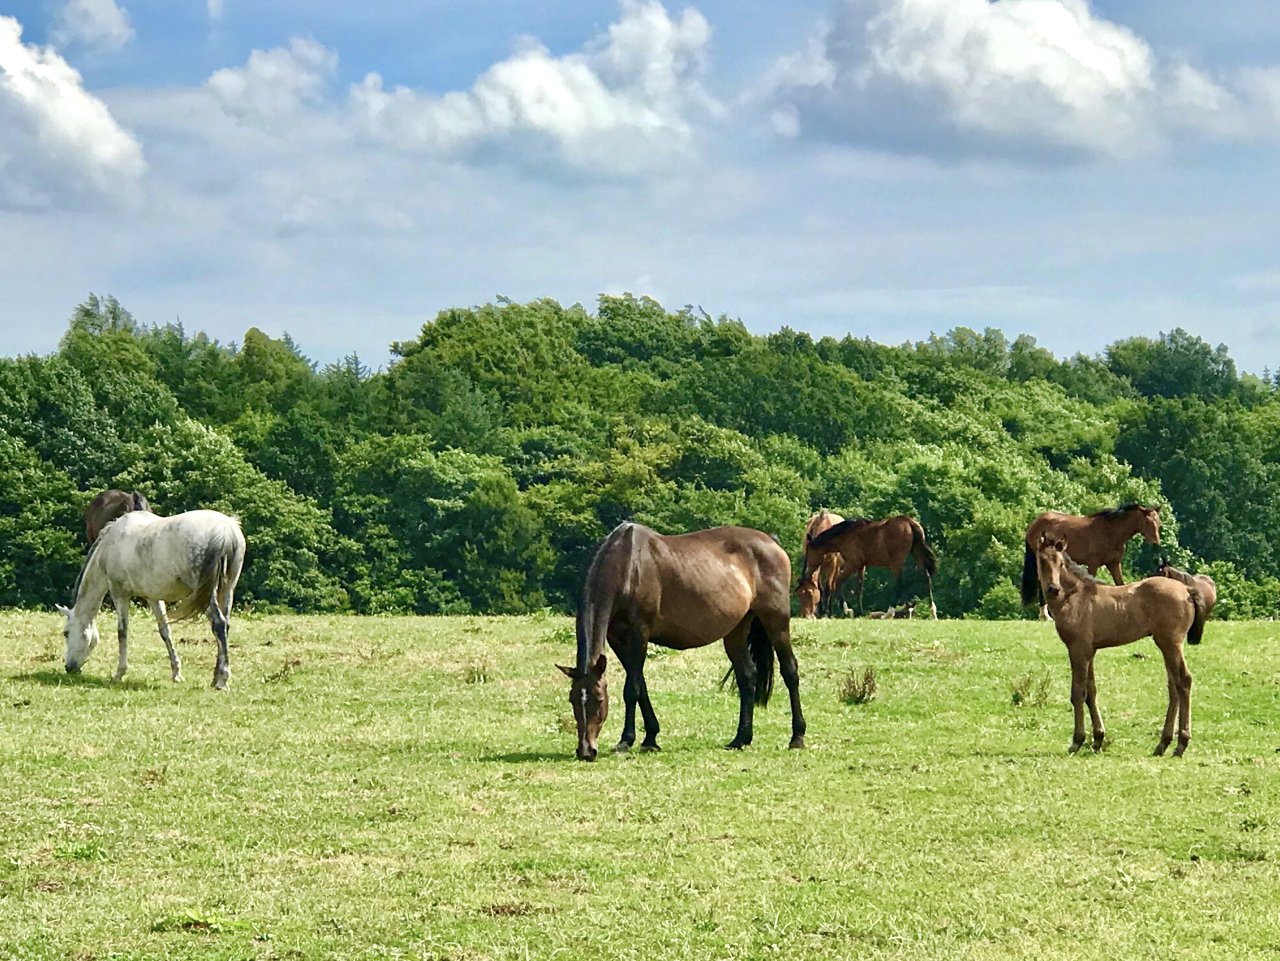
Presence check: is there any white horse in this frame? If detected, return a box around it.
[57,509,246,690]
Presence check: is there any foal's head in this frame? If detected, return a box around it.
[1136,506,1161,544]
[1035,536,1073,602]
[557,655,608,761]
[55,603,99,674]
[797,573,820,618]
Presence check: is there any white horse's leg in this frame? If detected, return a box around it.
[151,601,183,682]
[210,599,231,691]
[111,591,129,682]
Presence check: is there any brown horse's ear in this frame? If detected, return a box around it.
[591,654,607,677]
[555,663,576,679]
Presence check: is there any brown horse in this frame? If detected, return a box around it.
[1154,559,1218,619]
[799,515,937,618]
[557,522,806,760]
[797,510,844,618]
[84,489,152,545]
[1035,536,1206,756]
[1021,503,1160,618]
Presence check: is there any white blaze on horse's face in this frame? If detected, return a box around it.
[59,606,99,674]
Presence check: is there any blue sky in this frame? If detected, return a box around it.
[3,1,1280,371]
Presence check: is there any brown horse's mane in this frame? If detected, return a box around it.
[807,517,871,549]
[1063,555,1103,584]
[1089,502,1145,520]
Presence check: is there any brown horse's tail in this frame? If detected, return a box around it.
[909,520,937,577]
[748,616,775,706]
[1020,542,1039,606]
[1187,589,1208,645]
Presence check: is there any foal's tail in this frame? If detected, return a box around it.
[1020,543,1038,606]
[1187,589,1208,645]
[909,520,937,578]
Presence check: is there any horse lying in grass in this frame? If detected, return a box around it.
[59,510,245,690]
[84,489,151,545]
[1022,504,1161,619]
[797,510,844,618]
[1154,559,1218,619]
[800,515,937,618]
[1034,536,1206,757]
[558,522,806,760]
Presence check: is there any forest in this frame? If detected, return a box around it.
[2,293,1278,619]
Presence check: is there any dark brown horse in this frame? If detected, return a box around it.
[1154,559,1217,619]
[84,489,152,545]
[797,510,844,618]
[1035,536,1206,756]
[799,515,937,618]
[557,522,806,760]
[1022,504,1161,618]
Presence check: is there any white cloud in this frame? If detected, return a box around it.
[207,36,336,121]
[763,0,1247,161]
[0,16,144,207]
[348,0,719,173]
[52,0,134,52]
[207,0,225,23]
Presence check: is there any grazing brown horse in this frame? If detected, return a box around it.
[557,522,806,760]
[797,510,844,618]
[1154,559,1217,619]
[799,515,937,618]
[1022,504,1160,618]
[85,489,152,545]
[1035,536,1206,756]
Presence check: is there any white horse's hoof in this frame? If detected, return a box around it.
[171,673,184,683]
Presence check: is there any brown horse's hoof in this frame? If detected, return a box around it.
[613,741,632,754]
[1173,740,1189,758]
[725,741,747,751]
[1153,740,1170,756]
[1092,737,1106,753]
[1068,740,1084,754]
[788,737,806,750]
[640,742,660,752]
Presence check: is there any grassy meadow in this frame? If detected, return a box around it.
[1,610,1279,959]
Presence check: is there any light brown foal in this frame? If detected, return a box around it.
[1035,537,1206,757]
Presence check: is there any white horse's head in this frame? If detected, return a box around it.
[56,603,99,673]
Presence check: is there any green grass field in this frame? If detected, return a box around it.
[1,611,1279,960]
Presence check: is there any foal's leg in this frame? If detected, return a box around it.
[1085,657,1105,751]
[1067,648,1089,753]
[1155,642,1193,756]
[210,599,231,690]
[759,610,806,750]
[722,619,756,749]
[111,591,129,682]
[150,601,183,682]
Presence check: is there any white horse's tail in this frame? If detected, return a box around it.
[168,524,244,622]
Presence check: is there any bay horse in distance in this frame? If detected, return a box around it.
[85,489,151,545]
[59,510,245,689]
[797,510,844,618]
[1022,504,1161,619]
[1035,536,1206,756]
[799,515,937,618]
[557,522,806,760]
[1154,559,1217,619]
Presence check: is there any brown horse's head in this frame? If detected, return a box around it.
[797,573,820,618]
[557,655,608,761]
[1138,506,1161,544]
[1154,555,1173,578]
[1036,535,1071,601]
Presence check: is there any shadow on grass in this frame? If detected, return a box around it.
[11,669,154,691]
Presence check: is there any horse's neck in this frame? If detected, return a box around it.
[71,553,109,619]
[1108,511,1142,538]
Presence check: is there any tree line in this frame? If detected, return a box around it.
[2,293,1278,619]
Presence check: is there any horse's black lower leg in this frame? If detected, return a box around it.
[727,658,756,750]
[778,644,806,749]
[210,604,230,690]
[617,668,640,752]
[636,672,660,750]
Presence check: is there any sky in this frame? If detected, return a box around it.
[3,0,1280,371]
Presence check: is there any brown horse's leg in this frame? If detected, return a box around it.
[1085,657,1105,751]
[1067,648,1089,753]
[759,610,805,749]
[1170,646,1192,757]
[722,618,756,750]
[1155,645,1179,756]
[1105,562,1124,586]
